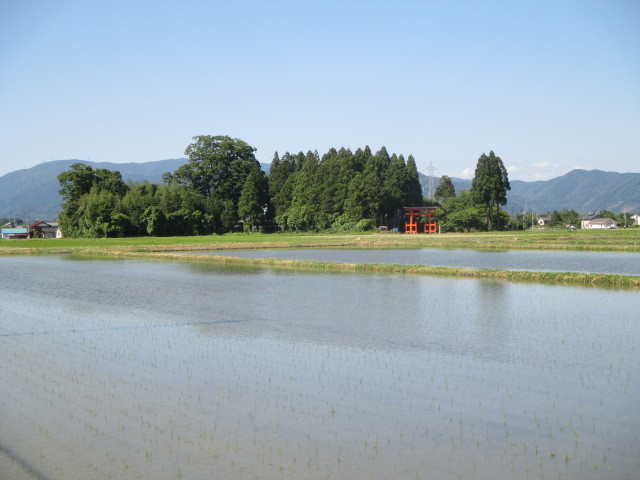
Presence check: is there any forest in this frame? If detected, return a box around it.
[57,135,511,237]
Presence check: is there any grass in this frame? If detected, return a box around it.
[1,228,639,254]
[112,252,636,289]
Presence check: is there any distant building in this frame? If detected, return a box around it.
[579,213,601,229]
[585,218,619,229]
[1,227,28,239]
[29,221,59,239]
[631,213,640,226]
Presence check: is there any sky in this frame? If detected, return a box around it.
[1,0,639,181]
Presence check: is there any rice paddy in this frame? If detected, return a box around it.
[0,256,638,479]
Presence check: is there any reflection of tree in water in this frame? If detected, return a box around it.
[470,280,512,362]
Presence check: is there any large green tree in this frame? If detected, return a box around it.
[437,191,486,232]
[58,163,96,205]
[470,151,510,230]
[58,163,130,237]
[166,135,261,207]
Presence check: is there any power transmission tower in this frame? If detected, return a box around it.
[427,161,439,200]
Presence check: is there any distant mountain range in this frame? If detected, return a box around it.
[0,159,638,221]
[420,169,640,214]
[0,159,189,221]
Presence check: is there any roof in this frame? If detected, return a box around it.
[30,221,59,228]
[1,228,28,234]
[588,218,618,225]
[579,213,600,220]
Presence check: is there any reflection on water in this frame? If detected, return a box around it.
[187,247,640,275]
[0,256,638,479]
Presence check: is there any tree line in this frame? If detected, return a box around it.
[57,135,512,237]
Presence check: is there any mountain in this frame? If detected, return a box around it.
[420,169,640,214]
[0,160,638,221]
[504,170,640,214]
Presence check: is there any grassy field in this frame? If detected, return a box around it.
[1,228,639,254]
[1,229,638,288]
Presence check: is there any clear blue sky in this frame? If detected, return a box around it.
[1,0,638,181]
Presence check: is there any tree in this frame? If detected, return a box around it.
[470,151,510,230]
[120,182,157,235]
[315,148,357,227]
[597,209,625,224]
[58,163,96,204]
[58,163,130,237]
[383,155,407,217]
[404,155,424,207]
[268,151,296,225]
[238,170,268,231]
[285,151,320,231]
[560,209,580,228]
[95,169,129,197]
[346,147,390,225]
[75,189,121,237]
[437,191,486,232]
[434,175,456,202]
[168,135,261,206]
[549,210,564,228]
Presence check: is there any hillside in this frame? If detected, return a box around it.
[504,170,640,214]
[0,159,189,221]
[1,160,638,221]
[423,170,640,214]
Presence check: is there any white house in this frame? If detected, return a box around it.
[585,217,619,229]
[631,213,640,226]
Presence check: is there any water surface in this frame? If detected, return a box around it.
[0,256,638,479]
[186,248,640,275]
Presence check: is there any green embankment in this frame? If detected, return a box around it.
[1,230,639,289]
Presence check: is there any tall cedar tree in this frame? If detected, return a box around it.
[434,175,456,202]
[269,152,296,227]
[470,151,510,230]
[237,170,269,231]
[404,155,423,206]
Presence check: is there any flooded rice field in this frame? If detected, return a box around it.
[0,255,639,479]
[185,248,640,276]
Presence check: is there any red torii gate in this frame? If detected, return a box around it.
[404,206,437,234]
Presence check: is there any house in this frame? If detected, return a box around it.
[1,227,28,239]
[29,221,60,239]
[579,213,601,229]
[585,217,619,229]
[631,213,640,226]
